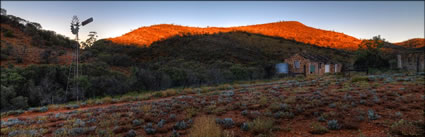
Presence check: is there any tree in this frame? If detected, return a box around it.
[1,8,6,15]
[81,31,98,49]
[354,35,389,70]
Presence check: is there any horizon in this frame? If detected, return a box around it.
[1,1,424,43]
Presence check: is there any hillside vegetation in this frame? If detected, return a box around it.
[0,13,76,67]
[1,30,354,112]
[394,38,425,48]
[108,21,362,50]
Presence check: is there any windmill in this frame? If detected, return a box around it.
[66,16,93,102]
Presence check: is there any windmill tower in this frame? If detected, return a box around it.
[66,16,93,102]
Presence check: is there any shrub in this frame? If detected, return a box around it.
[258,96,268,106]
[367,109,380,120]
[165,89,178,96]
[351,76,368,82]
[157,119,166,128]
[175,120,188,130]
[144,123,156,134]
[273,111,294,119]
[390,119,424,136]
[248,117,274,134]
[241,122,249,131]
[188,116,222,137]
[216,118,234,129]
[4,30,15,37]
[284,96,296,104]
[309,122,329,134]
[317,116,326,122]
[268,103,281,112]
[394,112,403,118]
[132,119,142,127]
[327,120,341,130]
[140,104,152,113]
[185,107,198,119]
[213,107,227,115]
[9,96,29,109]
[101,96,113,104]
[241,110,248,116]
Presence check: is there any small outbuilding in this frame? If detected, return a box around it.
[396,48,425,72]
[284,53,342,75]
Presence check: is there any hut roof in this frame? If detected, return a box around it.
[297,53,336,64]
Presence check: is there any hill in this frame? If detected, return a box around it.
[108,21,362,50]
[0,13,76,67]
[394,38,425,48]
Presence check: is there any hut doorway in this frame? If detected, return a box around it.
[325,64,330,73]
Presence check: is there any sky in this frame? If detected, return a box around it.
[1,1,424,43]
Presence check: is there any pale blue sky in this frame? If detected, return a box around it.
[1,1,424,42]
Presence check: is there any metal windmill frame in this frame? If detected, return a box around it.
[66,16,93,102]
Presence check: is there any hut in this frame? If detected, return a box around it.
[284,53,342,75]
[396,48,425,72]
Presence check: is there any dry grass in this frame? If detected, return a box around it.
[189,115,222,137]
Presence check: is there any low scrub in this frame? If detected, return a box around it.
[309,122,329,134]
[248,117,274,134]
[351,76,369,83]
[390,119,424,136]
[189,115,222,137]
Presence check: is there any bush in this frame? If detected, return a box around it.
[174,120,188,130]
[10,96,29,110]
[4,30,15,37]
[189,116,222,137]
[390,119,424,136]
[216,118,234,129]
[367,109,380,120]
[248,117,274,134]
[241,122,249,131]
[351,76,368,82]
[309,122,329,134]
[327,120,341,130]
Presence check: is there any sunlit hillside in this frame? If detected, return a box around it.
[394,38,425,48]
[108,21,362,50]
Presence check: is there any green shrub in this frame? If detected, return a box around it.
[248,117,274,134]
[390,119,424,136]
[309,122,329,134]
[4,30,15,37]
[351,76,368,82]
